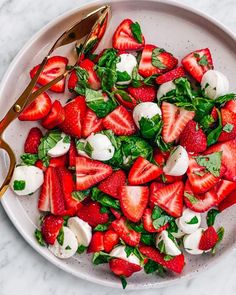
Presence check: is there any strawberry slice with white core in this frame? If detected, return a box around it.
[76,156,113,190]
[182,48,213,82]
[30,56,68,93]
[82,109,103,138]
[120,185,149,222]
[161,102,195,143]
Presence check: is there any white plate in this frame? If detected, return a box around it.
[0,0,236,289]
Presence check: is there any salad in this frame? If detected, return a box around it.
[11,18,236,289]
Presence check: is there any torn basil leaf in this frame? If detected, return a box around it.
[194,152,222,177]
[21,153,38,165]
[130,22,143,44]
[207,209,220,227]
[13,180,26,191]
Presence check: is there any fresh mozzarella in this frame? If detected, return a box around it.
[48,133,70,157]
[177,208,201,235]
[110,245,140,265]
[10,165,44,196]
[183,228,204,255]
[76,139,90,158]
[163,145,189,176]
[201,70,229,100]
[48,226,78,259]
[116,53,137,85]
[171,220,185,239]
[67,217,92,247]
[133,102,162,128]
[86,133,115,161]
[155,230,181,256]
[157,81,176,100]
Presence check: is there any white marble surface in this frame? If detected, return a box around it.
[0,0,236,294]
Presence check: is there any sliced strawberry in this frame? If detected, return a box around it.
[87,231,104,253]
[110,208,122,219]
[218,190,236,211]
[211,106,219,121]
[49,155,67,168]
[24,127,43,154]
[82,109,103,138]
[18,87,52,121]
[30,56,68,93]
[35,160,47,172]
[112,19,145,51]
[224,100,236,113]
[128,157,162,185]
[139,245,185,274]
[199,226,218,251]
[138,44,178,78]
[179,120,207,153]
[156,67,185,84]
[41,215,64,245]
[76,156,112,190]
[103,229,119,253]
[150,181,184,217]
[68,70,77,91]
[103,105,136,136]
[120,185,149,222]
[187,157,222,194]
[181,48,213,82]
[59,96,87,138]
[41,100,65,129]
[205,139,236,182]
[98,170,126,199]
[68,140,78,167]
[184,180,218,212]
[218,108,236,142]
[143,208,168,233]
[109,258,142,278]
[161,102,195,143]
[111,217,141,246]
[215,180,236,204]
[114,89,137,109]
[127,85,156,103]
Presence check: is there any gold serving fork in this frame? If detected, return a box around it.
[0,5,111,198]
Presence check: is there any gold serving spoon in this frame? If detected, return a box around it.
[0,5,111,198]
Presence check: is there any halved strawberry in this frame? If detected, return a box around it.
[138,45,178,78]
[143,208,168,233]
[150,181,184,218]
[218,108,236,142]
[224,100,236,113]
[24,127,43,154]
[184,180,218,212]
[181,48,213,82]
[76,156,112,190]
[111,217,141,246]
[30,56,68,93]
[215,180,236,204]
[77,201,109,227]
[127,85,156,103]
[114,89,137,109]
[112,19,145,51]
[49,155,67,168]
[187,157,222,194]
[41,215,64,245]
[103,105,136,136]
[98,170,126,199]
[156,67,185,84]
[205,139,236,182]
[199,226,218,251]
[218,190,236,211]
[139,245,185,274]
[82,109,103,138]
[120,185,149,222]
[41,100,65,129]
[68,140,78,167]
[109,258,142,278]
[104,229,119,253]
[87,231,104,253]
[68,70,77,91]
[18,87,52,121]
[161,102,195,143]
[59,96,87,138]
[128,157,162,185]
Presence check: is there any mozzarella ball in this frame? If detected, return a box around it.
[133,102,162,128]
[116,53,137,85]
[157,81,176,100]
[183,228,204,255]
[47,133,70,157]
[155,230,181,256]
[163,145,189,176]
[11,165,44,196]
[176,208,201,235]
[110,245,140,265]
[201,70,229,99]
[67,217,92,247]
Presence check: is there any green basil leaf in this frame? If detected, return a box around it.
[13,180,26,191]
[63,135,71,143]
[157,240,166,253]
[222,123,234,133]
[141,233,155,246]
[144,259,160,274]
[130,22,143,43]
[152,216,170,230]
[21,153,38,165]
[57,228,64,246]
[112,89,133,102]
[151,48,167,69]
[34,229,46,247]
[212,227,224,254]
[194,152,222,177]
[214,93,236,106]
[207,209,220,227]
[139,114,163,139]
[152,206,162,220]
[120,276,127,289]
[92,251,111,265]
[125,246,134,257]
[186,216,199,225]
[198,54,209,66]
[94,223,110,232]
[72,190,90,202]
[77,245,87,254]
[184,192,199,204]
[91,188,120,209]
[116,71,131,82]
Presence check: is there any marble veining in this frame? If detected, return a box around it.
[0,0,236,294]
